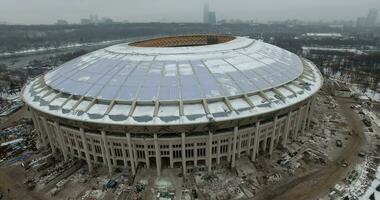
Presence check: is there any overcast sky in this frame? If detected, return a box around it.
[0,0,379,24]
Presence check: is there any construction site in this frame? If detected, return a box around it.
[0,79,378,200]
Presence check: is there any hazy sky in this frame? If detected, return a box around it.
[0,0,379,24]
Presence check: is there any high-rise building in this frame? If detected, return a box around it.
[203,3,217,24]
[208,12,216,24]
[203,3,210,24]
[357,9,379,27]
[367,8,378,27]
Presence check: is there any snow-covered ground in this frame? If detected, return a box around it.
[360,166,380,200]
[0,40,124,57]
[363,109,380,127]
[0,92,20,101]
[351,84,380,102]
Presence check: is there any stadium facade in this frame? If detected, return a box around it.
[22,35,323,176]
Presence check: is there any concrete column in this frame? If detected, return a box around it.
[295,108,303,139]
[227,136,232,162]
[99,135,107,166]
[133,146,138,170]
[144,141,150,168]
[90,139,96,162]
[181,132,186,176]
[292,111,298,139]
[231,126,238,168]
[207,131,213,172]
[154,133,161,176]
[302,101,311,135]
[54,122,68,162]
[80,128,93,173]
[269,116,278,156]
[217,139,221,165]
[194,143,198,167]
[101,131,112,176]
[276,121,282,142]
[41,117,56,154]
[121,142,128,168]
[73,132,80,155]
[237,131,242,159]
[30,112,44,147]
[251,121,260,161]
[248,128,253,157]
[169,144,174,168]
[126,133,136,175]
[263,130,268,153]
[306,98,315,129]
[282,112,292,147]
[33,113,48,147]
[109,142,116,168]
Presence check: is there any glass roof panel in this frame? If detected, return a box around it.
[43,38,305,103]
[117,86,138,100]
[159,85,178,100]
[98,85,121,99]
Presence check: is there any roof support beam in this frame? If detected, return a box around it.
[84,98,97,113]
[283,85,297,96]
[202,99,211,114]
[41,89,54,98]
[179,100,184,116]
[223,97,235,112]
[243,94,255,108]
[128,101,137,116]
[48,92,62,104]
[72,96,84,110]
[259,91,271,103]
[273,88,286,103]
[153,101,160,117]
[60,94,73,109]
[105,100,115,115]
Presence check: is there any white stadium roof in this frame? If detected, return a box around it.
[23,35,323,126]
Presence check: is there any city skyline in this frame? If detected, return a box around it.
[0,0,379,25]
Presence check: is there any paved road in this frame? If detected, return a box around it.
[255,97,367,200]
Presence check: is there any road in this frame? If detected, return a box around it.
[255,97,367,200]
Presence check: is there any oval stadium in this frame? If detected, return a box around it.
[22,35,323,176]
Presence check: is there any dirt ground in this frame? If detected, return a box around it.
[0,106,29,130]
[255,97,367,200]
[0,166,45,200]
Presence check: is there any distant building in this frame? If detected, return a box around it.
[80,18,92,25]
[81,15,114,25]
[302,33,343,39]
[356,17,368,27]
[367,8,379,27]
[208,12,216,24]
[203,3,209,24]
[357,9,378,27]
[89,14,99,24]
[56,20,68,25]
[203,3,217,24]
[100,17,113,24]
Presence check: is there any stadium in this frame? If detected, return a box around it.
[22,35,323,176]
